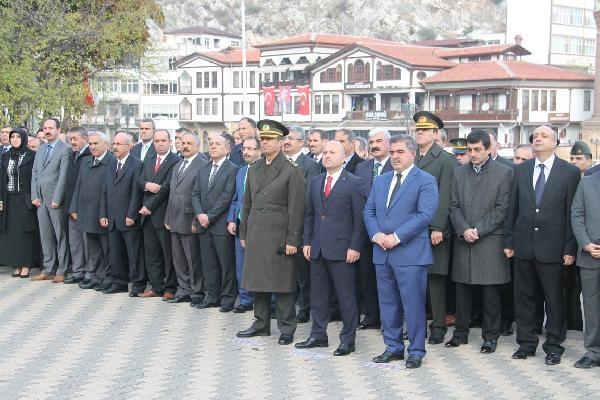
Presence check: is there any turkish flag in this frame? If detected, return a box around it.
[263,86,275,116]
[297,85,310,115]
[83,72,94,107]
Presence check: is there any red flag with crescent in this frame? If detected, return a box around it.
[263,86,275,116]
[83,71,94,107]
[297,85,310,115]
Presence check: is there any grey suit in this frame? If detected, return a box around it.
[31,139,72,276]
[571,174,600,361]
[165,154,206,300]
[450,159,514,342]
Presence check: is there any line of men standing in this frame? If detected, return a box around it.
[21,112,600,370]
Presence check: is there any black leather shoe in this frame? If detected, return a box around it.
[168,295,191,303]
[358,322,381,330]
[545,352,561,365]
[129,291,141,298]
[480,339,498,354]
[406,355,423,369]
[278,334,294,345]
[198,301,220,309]
[79,280,96,289]
[236,327,270,338]
[190,298,204,308]
[512,348,536,359]
[333,343,355,356]
[219,305,234,313]
[103,285,128,294]
[296,311,310,323]
[428,333,445,345]
[64,276,83,284]
[233,304,253,313]
[372,350,404,363]
[94,284,106,291]
[444,337,467,348]
[295,337,329,349]
[501,320,514,336]
[574,356,599,369]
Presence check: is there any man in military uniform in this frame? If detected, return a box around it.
[571,141,593,178]
[449,138,470,166]
[414,111,457,345]
[236,120,306,345]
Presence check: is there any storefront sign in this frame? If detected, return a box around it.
[345,82,372,90]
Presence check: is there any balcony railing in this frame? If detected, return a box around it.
[345,110,411,121]
[259,79,310,89]
[434,109,517,121]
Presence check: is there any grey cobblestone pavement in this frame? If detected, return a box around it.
[1,267,599,400]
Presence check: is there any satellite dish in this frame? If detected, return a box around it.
[481,102,490,112]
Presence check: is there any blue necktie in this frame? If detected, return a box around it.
[534,164,545,206]
[42,144,53,166]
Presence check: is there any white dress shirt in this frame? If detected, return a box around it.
[140,141,152,160]
[533,154,555,189]
[386,164,413,207]
[324,167,343,193]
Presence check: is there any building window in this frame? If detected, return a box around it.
[204,72,210,89]
[233,101,241,115]
[204,38,210,48]
[552,5,594,27]
[584,90,591,111]
[314,95,321,114]
[321,66,342,83]
[552,35,596,56]
[231,40,240,47]
[121,80,139,94]
[214,38,220,48]
[212,98,219,115]
[248,71,256,88]
[531,90,539,111]
[376,62,402,80]
[332,95,339,114]
[197,99,203,115]
[168,56,177,71]
[204,98,210,115]
[233,71,240,88]
[212,71,218,88]
[549,90,557,111]
[142,104,178,119]
[323,95,331,114]
[540,90,548,111]
[249,101,256,115]
[196,72,202,88]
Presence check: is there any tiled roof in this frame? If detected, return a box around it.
[165,26,241,39]
[177,47,260,67]
[433,44,531,58]
[423,60,594,83]
[254,33,393,48]
[357,42,456,68]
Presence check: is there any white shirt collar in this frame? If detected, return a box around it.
[117,153,129,165]
[535,154,555,171]
[211,156,226,168]
[397,163,414,182]
[287,151,303,163]
[325,167,344,188]
[344,152,355,164]
[184,153,198,163]
[96,151,108,162]
[374,156,389,168]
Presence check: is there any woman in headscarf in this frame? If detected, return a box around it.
[0,127,37,277]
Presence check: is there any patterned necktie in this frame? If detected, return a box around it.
[177,159,188,177]
[42,144,53,166]
[535,164,545,206]
[154,156,162,174]
[208,163,218,187]
[93,158,99,167]
[324,175,333,198]
[473,164,482,174]
[372,162,381,182]
[388,172,402,208]
[116,161,123,179]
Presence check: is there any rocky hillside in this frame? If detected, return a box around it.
[157,0,506,44]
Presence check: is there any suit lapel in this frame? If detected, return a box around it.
[43,141,60,167]
[538,158,563,207]
[114,156,131,186]
[177,155,199,185]
[323,170,348,212]
[256,153,284,192]
[207,159,229,193]
[387,167,417,213]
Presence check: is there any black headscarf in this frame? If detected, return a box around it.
[8,127,32,160]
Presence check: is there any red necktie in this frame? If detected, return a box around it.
[154,156,162,174]
[324,175,333,198]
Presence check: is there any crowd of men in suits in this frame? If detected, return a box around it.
[5,110,600,370]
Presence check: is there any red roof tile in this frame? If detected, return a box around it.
[356,42,456,68]
[423,60,593,83]
[254,33,393,48]
[181,47,260,66]
[434,44,531,58]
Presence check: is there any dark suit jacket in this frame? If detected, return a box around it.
[0,150,36,233]
[494,155,515,169]
[100,155,144,232]
[165,154,206,234]
[304,170,366,260]
[343,152,364,175]
[131,141,156,162]
[64,146,92,214]
[191,158,238,235]
[505,156,580,263]
[70,152,115,234]
[229,143,244,166]
[138,152,179,229]
[355,158,393,191]
[584,163,600,176]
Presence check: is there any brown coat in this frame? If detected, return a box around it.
[240,152,305,292]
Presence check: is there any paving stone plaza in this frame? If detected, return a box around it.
[1,267,599,400]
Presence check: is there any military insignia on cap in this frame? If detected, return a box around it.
[263,124,270,131]
[418,115,427,124]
